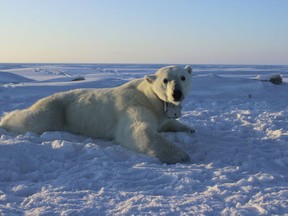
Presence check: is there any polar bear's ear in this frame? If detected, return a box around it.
[185,65,192,74]
[145,75,156,84]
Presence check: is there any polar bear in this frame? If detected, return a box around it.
[0,65,194,164]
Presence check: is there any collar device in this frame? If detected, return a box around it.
[164,102,182,119]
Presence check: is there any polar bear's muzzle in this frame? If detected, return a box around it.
[166,81,185,104]
[172,89,183,101]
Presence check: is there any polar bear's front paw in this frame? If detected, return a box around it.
[188,127,195,134]
[159,148,190,165]
[174,150,191,163]
[183,126,195,134]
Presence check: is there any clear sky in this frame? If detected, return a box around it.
[0,0,287,65]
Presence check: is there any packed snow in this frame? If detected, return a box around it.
[0,64,288,215]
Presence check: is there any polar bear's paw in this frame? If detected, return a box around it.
[183,126,195,134]
[158,147,190,165]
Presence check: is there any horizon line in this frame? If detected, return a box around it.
[0,62,287,66]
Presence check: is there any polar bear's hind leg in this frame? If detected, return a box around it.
[0,96,65,134]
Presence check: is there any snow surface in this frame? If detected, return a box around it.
[0,64,288,215]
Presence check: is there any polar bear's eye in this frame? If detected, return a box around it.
[181,76,186,81]
[163,79,168,84]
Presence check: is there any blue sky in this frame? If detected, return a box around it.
[0,0,287,64]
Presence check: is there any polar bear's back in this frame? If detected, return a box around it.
[64,79,151,139]
[63,88,119,139]
[0,78,148,139]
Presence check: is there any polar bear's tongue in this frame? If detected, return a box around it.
[164,102,182,119]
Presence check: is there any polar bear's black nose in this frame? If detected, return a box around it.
[173,90,182,101]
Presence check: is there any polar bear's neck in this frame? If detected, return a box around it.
[137,80,165,118]
[136,80,181,119]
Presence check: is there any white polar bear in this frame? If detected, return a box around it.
[0,65,194,164]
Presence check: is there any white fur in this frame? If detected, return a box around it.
[0,65,194,164]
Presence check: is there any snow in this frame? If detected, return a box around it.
[0,64,288,215]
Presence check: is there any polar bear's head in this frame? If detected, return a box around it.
[145,65,192,105]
